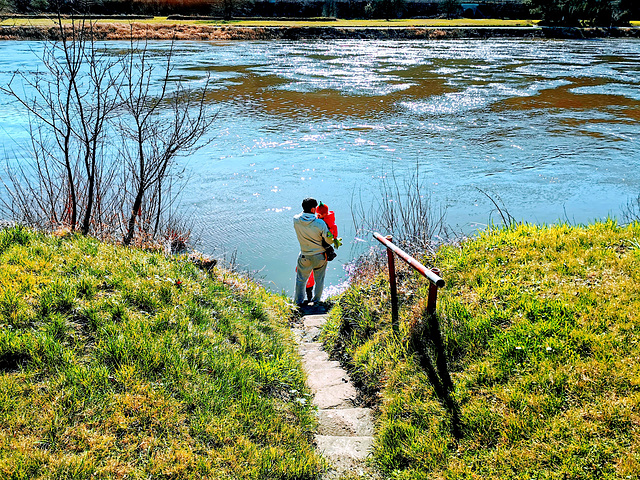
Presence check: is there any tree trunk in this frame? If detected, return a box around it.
[123,186,144,246]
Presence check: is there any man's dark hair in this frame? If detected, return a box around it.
[302,197,318,213]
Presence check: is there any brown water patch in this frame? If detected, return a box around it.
[187,64,259,73]
[307,54,341,61]
[200,65,452,120]
[496,78,640,116]
[212,83,430,119]
[621,108,640,122]
[552,128,616,141]
[397,77,454,100]
[254,88,394,119]
[388,63,462,97]
[560,117,640,129]
[598,55,634,64]
[203,72,388,119]
[550,115,640,139]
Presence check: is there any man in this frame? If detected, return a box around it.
[293,197,333,306]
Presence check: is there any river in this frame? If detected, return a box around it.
[1,38,639,294]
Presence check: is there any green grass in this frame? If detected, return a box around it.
[195,18,537,28]
[321,220,640,479]
[0,16,537,28]
[0,226,323,479]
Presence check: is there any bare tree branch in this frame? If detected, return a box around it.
[2,15,214,248]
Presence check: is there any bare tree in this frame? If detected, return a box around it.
[3,20,82,230]
[2,17,122,233]
[75,32,123,235]
[1,17,213,247]
[117,39,213,246]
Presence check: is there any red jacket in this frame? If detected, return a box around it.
[322,211,338,239]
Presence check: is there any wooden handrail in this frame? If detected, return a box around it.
[374,232,444,333]
[373,232,445,287]
[373,232,459,437]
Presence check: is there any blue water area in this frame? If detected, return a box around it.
[1,38,639,295]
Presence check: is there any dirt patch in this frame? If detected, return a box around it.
[0,351,31,372]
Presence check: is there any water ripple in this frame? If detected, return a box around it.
[1,38,639,294]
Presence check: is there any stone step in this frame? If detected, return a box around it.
[301,328,322,342]
[299,348,332,364]
[299,344,341,368]
[317,408,375,436]
[295,312,375,478]
[313,383,357,409]
[303,314,328,328]
[315,435,374,464]
[305,367,352,391]
[298,341,322,351]
[298,342,328,354]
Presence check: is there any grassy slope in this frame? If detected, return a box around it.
[0,227,322,479]
[322,221,640,479]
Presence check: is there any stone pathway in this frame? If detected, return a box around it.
[293,311,375,479]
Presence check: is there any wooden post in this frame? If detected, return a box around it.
[386,235,399,334]
[427,267,440,318]
[371,233,458,436]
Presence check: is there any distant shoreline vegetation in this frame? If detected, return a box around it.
[0,21,639,40]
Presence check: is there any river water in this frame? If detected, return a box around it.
[1,38,639,294]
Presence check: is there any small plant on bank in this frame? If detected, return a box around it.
[622,192,640,224]
[351,163,451,259]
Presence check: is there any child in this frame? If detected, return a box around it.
[316,202,342,252]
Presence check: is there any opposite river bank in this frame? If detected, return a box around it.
[1,23,640,41]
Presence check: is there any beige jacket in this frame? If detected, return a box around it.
[293,212,333,256]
